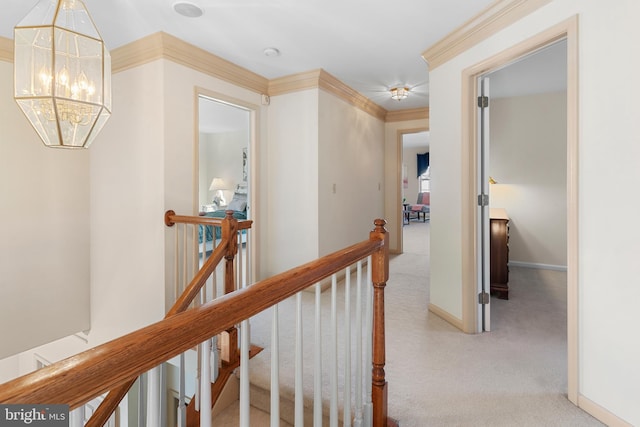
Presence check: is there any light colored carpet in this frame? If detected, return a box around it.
[213,400,293,427]
[244,221,603,426]
[384,221,603,426]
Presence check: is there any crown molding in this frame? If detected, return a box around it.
[112,32,269,94]
[3,32,423,123]
[268,69,323,95]
[0,36,13,63]
[269,69,387,121]
[422,0,552,70]
[110,32,165,73]
[386,107,429,123]
[318,70,387,121]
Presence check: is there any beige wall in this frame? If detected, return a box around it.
[89,60,167,344]
[318,90,385,256]
[265,88,385,275]
[266,89,320,275]
[0,60,90,360]
[429,0,640,424]
[490,92,567,268]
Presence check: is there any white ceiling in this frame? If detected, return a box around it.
[2,0,497,112]
[3,0,567,138]
[489,39,567,99]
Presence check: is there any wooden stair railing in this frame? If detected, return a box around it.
[87,210,250,427]
[0,218,392,427]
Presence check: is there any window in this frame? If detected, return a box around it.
[419,166,430,193]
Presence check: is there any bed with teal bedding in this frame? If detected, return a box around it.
[198,209,247,243]
[198,190,248,243]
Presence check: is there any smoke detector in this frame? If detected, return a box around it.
[263,47,281,57]
[173,2,204,18]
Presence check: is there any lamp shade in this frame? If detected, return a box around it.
[209,177,228,191]
[14,0,111,148]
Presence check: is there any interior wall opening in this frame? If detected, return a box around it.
[460,16,578,402]
[197,96,251,216]
[397,129,429,254]
[195,91,260,283]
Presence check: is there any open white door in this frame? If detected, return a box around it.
[477,76,491,332]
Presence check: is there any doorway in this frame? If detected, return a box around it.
[197,96,250,214]
[397,128,429,253]
[461,16,579,403]
[480,40,568,331]
[195,89,260,283]
[401,131,430,256]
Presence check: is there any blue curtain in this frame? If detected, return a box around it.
[417,152,429,177]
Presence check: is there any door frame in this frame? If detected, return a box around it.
[194,87,261,282]
[460,15,579,403]
[396,127,429,253]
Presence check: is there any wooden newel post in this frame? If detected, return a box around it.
[221,211,239,295]
[370,218,389,427]
[221,211,239,365]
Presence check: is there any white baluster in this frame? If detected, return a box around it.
[364,257,373,426]
[69,407,83,427]
[245,228,252,285]
[271,305,280,425]
[160,364,167,427]
[178,353,186,427]
[195,367,201,412]
[146,366,161,427]
[354,261,364,427]
[237,230,243,290]
[118,393,129,427]
[193,226,198,290]
[183,226,188,297]
[211,335,219,382]
[330,274,338,427]
[240,318,251,427]
[344,266,352,427]
[138,374,147,427]
[314,282,323,427]
[201,225,207,275]
[295,292,304,426]
[240,240,251,426]
[200,338,212,427]
[174,225,180,304]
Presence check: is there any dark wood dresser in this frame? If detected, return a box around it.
[490,208,509,299]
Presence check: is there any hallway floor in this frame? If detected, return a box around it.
[383,221,603,426]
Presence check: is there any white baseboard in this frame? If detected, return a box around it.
[578,394,634,427]
[428,303,463,331]
[508,260,567,272]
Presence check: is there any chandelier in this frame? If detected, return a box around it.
[14,0,111,148]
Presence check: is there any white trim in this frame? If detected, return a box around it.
[578,394,634,427]
[508,261,567,272]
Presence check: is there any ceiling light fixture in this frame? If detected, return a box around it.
[390,87,410,101]
[173,1,204,18]
[14,0,112,148]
